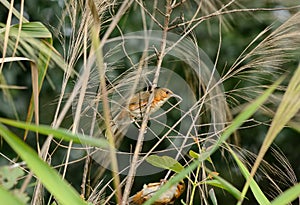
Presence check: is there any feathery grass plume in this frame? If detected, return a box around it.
[231,145,298,200]
[225,11,300,110]
[238,62,300,204]
[221,13,300,204]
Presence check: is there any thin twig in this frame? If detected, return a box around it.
[136,0,164,29]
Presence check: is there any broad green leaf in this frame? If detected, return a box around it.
[146,155,184,173]
[0,118,109,148]
[0,186,24,205]
[14,22,52,38]
[0,22,52,38]
[0,123,87,205]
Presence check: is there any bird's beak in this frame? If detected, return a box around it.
[172,93,182,102]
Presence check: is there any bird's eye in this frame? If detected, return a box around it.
[165,90,169,94]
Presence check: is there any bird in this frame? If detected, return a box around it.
[112,87,175,133]
[92,87,177,185]
[128,87,174,118]
[128,179,185,205]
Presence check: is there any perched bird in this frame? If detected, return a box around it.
[108,87,175,138]
[92,87,177,185]
[115,87,175,124]
[128,87,174,118]
[128,179,185,205]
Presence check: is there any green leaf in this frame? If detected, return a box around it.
[189,150,199,158]
[0,118,109,148]
[0,124,87,205]
[0,166,24,190]
[0,186,24,205]
[146,155,184,173]
[226,145,270,205]
[271,183,300,205]
[209,189,218,205]
[189,149,213,164]
[206,180,225,189]
[205,174,242,200]
[0,22,52,38]
[0,21,55,129]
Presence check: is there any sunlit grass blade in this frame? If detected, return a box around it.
[143,71,284,205]
[0,123,87,205]
[226,144,270,204]
[271,183,300,205]
[0,118,108,148]
[288,121,300,133]
[0,186,24,205]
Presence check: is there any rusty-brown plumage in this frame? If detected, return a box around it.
[116,87,174,122]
